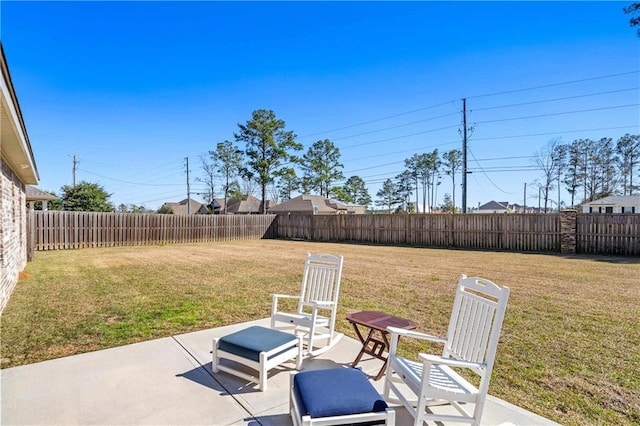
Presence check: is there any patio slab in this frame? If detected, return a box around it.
[1,318,559,425]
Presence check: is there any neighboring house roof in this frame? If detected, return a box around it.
[268,195,351,215]
[477,201,511,211]
[210,198,225,212]
[26,186,57,202]
[161,198,208,215]
[226,194,273,214]
[582,195,640,206]
[1,43,38,184]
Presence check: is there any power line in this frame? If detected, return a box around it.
[298,100,456,139]
[77,168,183,186]
[468,149,514,195]
[475,103,639,125]
[342,140,460,164]
[340,124,460,150]
[471,125,639,142]
[467,70,640,100]
[472,87,640,112]
[298,71,638,142]
[330,112,460,142]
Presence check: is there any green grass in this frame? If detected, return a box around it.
[1,240,638,425]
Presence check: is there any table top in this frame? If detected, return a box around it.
[346,310,416,332]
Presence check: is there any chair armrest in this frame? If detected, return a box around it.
[386,326,447,343]
[419,353,484,370]
[271,294,301,317]
[310,300,336,309]
[272,294,301,300]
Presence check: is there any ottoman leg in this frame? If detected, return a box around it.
[259,351,268,391]
[212,338,219,373]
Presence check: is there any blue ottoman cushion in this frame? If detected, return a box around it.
[219,326,297,362]
[294,368,388,418]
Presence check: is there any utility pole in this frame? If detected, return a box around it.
[462,98,468,214]
[524,182,527,213]
[185,157,191,215]
[71,155,78,186]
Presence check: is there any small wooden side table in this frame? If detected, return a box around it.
[346,310,416,380]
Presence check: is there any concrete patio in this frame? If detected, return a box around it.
[1,318,558,425]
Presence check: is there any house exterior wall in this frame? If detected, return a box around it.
[0,160,27,312]
[583,204,640,213]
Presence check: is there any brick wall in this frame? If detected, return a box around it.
[1,161,27,313]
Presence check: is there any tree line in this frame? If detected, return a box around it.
[34,108,638,214]
[535,134,639,212]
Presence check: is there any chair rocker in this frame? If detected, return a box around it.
[271,253,344,357]
[383,274,510,426]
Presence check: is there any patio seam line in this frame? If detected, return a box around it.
[170,335,262,426]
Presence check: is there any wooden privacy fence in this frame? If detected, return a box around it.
[277,213,562,252]
[28,211,277,251]
[28,210,640,256]
[277,211,640,255]
[577,213,640,255]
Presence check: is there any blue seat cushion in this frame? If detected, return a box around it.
[219,326,297,362]
[293,368,388,418]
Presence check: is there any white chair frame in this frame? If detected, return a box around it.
[212,334,302,391]
[271,253,344,356]
[383,274,510,426]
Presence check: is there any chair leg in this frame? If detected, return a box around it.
[295,336,303,370]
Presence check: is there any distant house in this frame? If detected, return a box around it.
[582,195,640,214]
[1,44,40,312]
[225,195,273,214]
[474,201,513,214]
[209,198,226,214]
[26,186,57,211]
[474,201,545,213]
[160,198,209,215]
[268,195,365,215]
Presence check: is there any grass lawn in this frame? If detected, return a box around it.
[1,239,638,425]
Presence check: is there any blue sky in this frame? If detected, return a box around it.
[2,1,639,210]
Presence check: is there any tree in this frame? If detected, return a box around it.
[563,139,586,208]
[157,205,173,214]
[411,150,440,212]
[235,109,301,213]
[534,139,564,212]
[440,193,457,213]
[395,170,414,212]
[212,140,243,214]
[59,181,114,212]
[300,139,344,197]
[442,149,462,209]
[581,138,619,201]
[375,179,401,213]
[339,176,371,206]
[275,167,300,201]
[624,2,640,37]
[404,155,420,212]
[616,133,640,195]
[227,181,243,200]
[198,155,217,206]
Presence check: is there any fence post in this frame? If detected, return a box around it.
[27,209,35,261]
[560,210,577,254]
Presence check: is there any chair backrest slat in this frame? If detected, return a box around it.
[298,254,343,311]
[444,275,509,369]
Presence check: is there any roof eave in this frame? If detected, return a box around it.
[1,44,39,184]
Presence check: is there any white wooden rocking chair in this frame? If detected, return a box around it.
[383,275,510,426]
[271,253,344,357]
